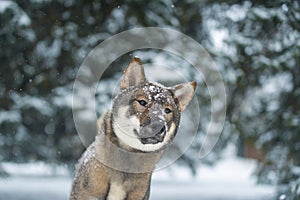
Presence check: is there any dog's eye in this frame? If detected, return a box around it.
[137,100,148,106]
[164,108,172,114]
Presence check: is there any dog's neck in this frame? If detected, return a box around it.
[94,112,163,173]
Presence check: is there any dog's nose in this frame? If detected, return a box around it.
[150,121,165,134]
[140,119,166,138]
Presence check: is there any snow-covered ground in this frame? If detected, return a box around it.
[151,158,275,200]
[0,156,275,200]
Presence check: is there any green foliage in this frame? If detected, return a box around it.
[209,0,300,198]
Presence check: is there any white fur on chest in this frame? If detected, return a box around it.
[107,181,126,200]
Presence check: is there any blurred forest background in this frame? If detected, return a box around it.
[0,0,299,199]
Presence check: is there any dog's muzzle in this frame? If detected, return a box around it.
[139,121,167,144]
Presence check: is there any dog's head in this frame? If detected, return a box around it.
[112,58,196,152]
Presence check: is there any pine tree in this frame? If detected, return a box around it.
[208,1,300,198]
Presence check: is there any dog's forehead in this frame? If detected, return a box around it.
[141,82,174,104]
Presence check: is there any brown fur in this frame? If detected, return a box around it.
[70,58,196,200]
[70,112,160,200]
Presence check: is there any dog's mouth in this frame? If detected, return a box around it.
[139,126,166,145]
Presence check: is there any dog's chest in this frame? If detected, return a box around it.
[106,173,150,200]
[107,181,126,200]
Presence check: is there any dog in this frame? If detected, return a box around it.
[70,57,196,200]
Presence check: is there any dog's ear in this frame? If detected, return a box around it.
[173,81,197,112]
[120,57,146,90]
